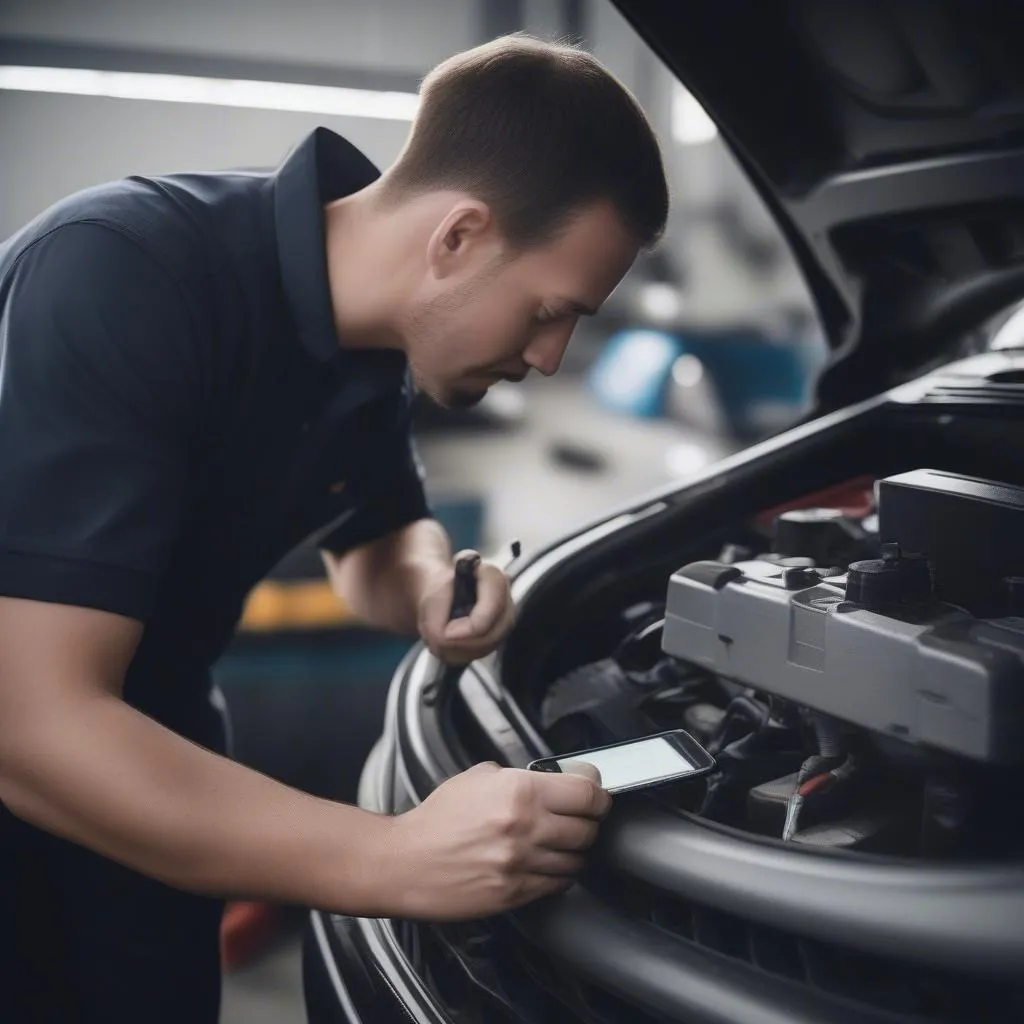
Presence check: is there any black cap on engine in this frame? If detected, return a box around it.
[845,544,932,608]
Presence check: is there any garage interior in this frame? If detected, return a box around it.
[1,1,837,1022]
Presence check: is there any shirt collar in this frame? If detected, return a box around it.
[272,127,408,390]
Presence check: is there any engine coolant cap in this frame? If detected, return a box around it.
[845,544,931,608]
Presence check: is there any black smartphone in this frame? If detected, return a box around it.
[527,729,716,795]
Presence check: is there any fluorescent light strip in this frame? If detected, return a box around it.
[0,64,419,120]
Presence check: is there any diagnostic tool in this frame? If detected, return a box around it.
[528,729,716,794]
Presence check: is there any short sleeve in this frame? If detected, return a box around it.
[0,222,200,619]
[318,395,433,556]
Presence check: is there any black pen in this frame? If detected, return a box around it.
[448,538,522,621]
[425,537,523,706]
[504,537,522,573]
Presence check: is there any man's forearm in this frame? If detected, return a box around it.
[0,692,403,916]
[323,518,453,634]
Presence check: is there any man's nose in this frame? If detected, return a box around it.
[523,321,575,377]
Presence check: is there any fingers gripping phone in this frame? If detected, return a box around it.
[528,729,716,795]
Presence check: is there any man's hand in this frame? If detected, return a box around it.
[384,761,611,921]
[417,549,515,664]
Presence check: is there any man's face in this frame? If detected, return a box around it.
[403,200,640,409]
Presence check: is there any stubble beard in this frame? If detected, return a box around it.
[408,350,487,409]
[405,262,505,411]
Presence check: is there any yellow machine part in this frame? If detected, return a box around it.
[240,579,356,632]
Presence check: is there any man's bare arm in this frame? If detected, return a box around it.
[321,517,452,634]
[323,518,517,664]
[0,595,608,921]
[0,596,398,914]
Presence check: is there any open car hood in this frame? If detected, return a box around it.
[614,0,1024,407]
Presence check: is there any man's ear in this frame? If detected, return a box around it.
[425,200,499,280]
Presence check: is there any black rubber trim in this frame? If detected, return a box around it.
[395,649,462,798]
[519,886,915,1024]
[315,913,452,1024]
[304,913,373,1024]
[601,805,1024,979]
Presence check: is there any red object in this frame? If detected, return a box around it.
[755,475,877,529]
[798,772,836,799]
[220,901,280,971]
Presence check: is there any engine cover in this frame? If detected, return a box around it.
[662,471,1024,764]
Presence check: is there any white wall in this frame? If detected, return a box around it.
[0,92,412,237]
[0,0,815,329]
[0,0,477,73]
[522,0,566,42]
[0,0,643,241]
[0,0,475,236]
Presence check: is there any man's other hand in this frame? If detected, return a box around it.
[417,550,515,664]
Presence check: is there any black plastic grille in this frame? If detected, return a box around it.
[513,936,668,1024]
[605,877,1024,1023]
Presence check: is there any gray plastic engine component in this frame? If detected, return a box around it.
[662,558,1024,763]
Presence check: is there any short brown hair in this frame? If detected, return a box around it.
[381,34,669,250]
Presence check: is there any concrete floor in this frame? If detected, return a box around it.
[217,375,731,1023]
[221,923,306,1024]
[419,376,733,557]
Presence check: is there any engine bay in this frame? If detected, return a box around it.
[538,469,1024,862]
[388,428,1024,1024]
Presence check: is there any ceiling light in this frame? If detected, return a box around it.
[664,440,710,478]
[671,82,718,145]
[671,353,705,388]
[0,65,420,120]
[637,281,683,324]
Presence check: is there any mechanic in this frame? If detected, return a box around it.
[0,34,668,1022]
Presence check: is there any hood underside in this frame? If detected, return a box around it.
[615,0,1024,406]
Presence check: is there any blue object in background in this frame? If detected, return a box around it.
[429,493,486,554]
[588,326,825,437]
[679,330,818,436]
[587,329,685,418]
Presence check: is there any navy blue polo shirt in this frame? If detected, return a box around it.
[0,128,431,736]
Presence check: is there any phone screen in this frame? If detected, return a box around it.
[556,735,696,791]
